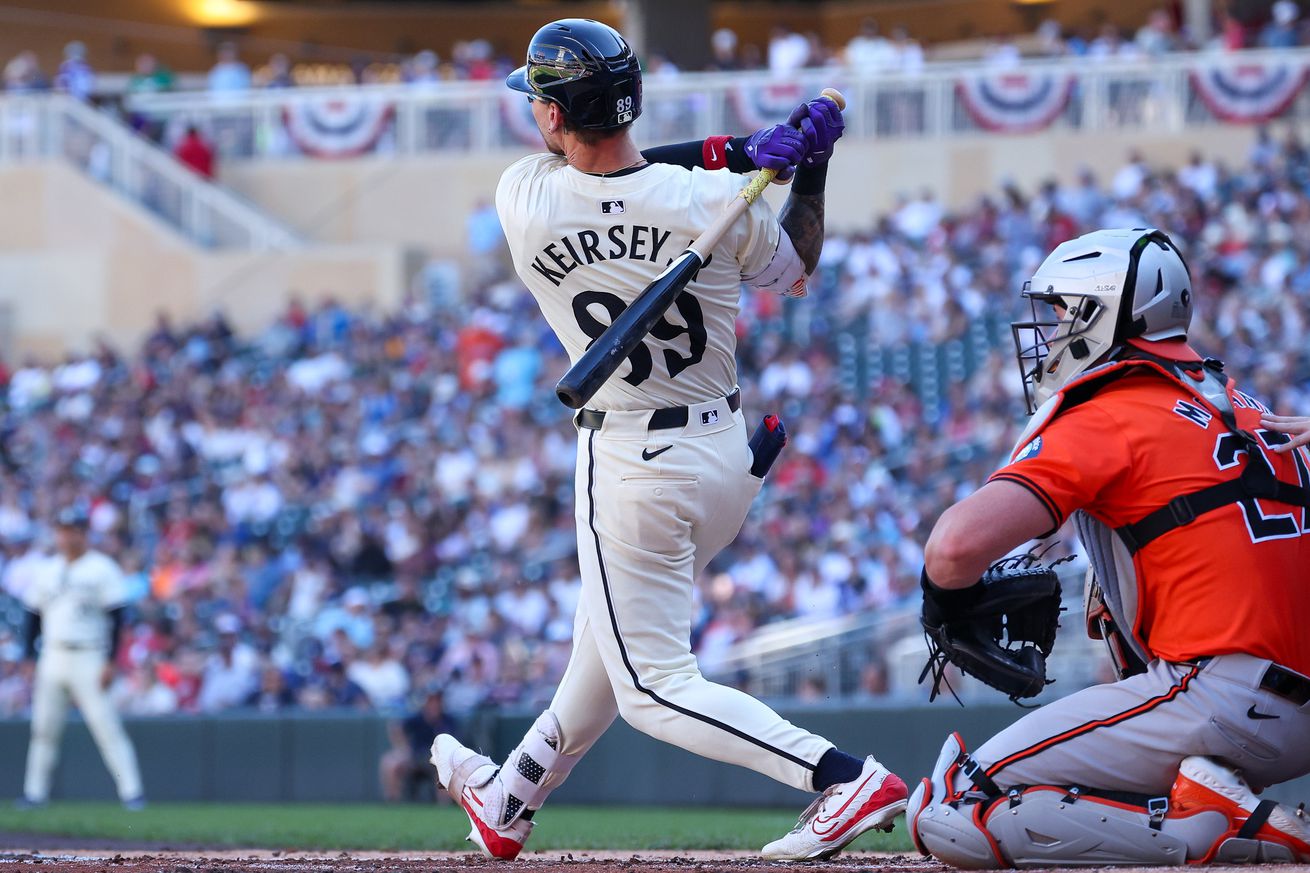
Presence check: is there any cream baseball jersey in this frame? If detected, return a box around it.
[496,154,804,411]
[20,550,129,648]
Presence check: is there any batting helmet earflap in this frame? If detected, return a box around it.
[506,19,642,130]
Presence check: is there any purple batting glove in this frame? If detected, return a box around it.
[743,123,806,182]
[787,98,845,166]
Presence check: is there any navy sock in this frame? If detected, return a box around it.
[813,747,865,792]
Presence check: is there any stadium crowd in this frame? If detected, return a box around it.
[4,4,1303,99]
[1,134,1309,719]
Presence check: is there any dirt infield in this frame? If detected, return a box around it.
[0,848,948,873]
[2,845,1308,873]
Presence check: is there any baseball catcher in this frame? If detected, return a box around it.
[909,228,1310,867]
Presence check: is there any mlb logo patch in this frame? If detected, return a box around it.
[601,200,625,214]
[700,409,719,426]
[1014,436,1042,462]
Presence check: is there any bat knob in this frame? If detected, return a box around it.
[819,88,847,111]
[556,384,586,409]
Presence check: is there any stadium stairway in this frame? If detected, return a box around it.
[0,94,408,356]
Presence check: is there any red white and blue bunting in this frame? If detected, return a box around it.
[956,72,1075,134]
[1190,60,1310,124]
[281,97,394,158]
[730,80,809,130]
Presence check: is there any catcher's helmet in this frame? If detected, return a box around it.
[1012,228,1194,414]
[506,19,642,130]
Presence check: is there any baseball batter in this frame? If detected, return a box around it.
[18,508,144,809]
[433,18,907,861]
[908,229,1310,867]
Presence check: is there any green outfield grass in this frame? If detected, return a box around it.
[0,802,914,852]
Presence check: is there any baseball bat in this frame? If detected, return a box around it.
[555,88,847,410]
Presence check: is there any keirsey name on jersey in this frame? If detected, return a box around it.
[530,225,680,286]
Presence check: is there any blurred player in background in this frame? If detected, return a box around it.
[433,17,907,863]
[17,507,145,810]
[909,229,1310,867]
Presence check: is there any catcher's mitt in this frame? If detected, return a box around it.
[919,551,1067,704]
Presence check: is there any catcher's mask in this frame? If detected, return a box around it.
[1011,228,1193,414]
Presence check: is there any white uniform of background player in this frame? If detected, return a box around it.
[19,511,143,808]
[432,18,906,862]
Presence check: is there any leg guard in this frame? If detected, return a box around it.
[909,733,1232,869]
[490,711,584,826]
[985,786,1228,868]
[909,732,1007,869]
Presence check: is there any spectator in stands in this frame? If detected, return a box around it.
[708,28,741,71]
[245,664,296,712]
[197,614,258,711]
[1178,150,1218,199]
[1,137,1308,713]
[1136,8,1178,56]
[1034,20,1068,57]
[111,659,179,716]
[845,19,897,73]
[1261,0,1302,48]
[983,35,1022,69]
[300,660,369,710]
[258,53,295,88]
[348,641,410,709]
[379,686,456,802]
[768,25,810,76]
[3,51,47,94]
[208,42,252,93]
[890,26,924,73]
[54,41,94,101]
[173,125,216,180]
[127,54,174,95]
[406,50,440,85]
[1088,24,1134,60]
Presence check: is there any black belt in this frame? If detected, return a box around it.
[576,389,740,431]
[1261,663,1310,707]
[1189,657,1310,706]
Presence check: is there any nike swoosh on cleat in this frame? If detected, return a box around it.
[1247,705,1279,720]
[642,445,673,461]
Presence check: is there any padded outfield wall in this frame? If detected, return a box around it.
[0,704,1306,807]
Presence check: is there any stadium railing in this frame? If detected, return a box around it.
[0,93,298,249]
[121,48,1310,161]
[705,565,1098,705]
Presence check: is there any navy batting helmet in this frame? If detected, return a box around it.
[506,19,642,130]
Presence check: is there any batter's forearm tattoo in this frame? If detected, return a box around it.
[780,191,825,274]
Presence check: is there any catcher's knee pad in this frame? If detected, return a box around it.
[493,711,582,825]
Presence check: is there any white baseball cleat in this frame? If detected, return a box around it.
[1171,755,1310,863]
[761,756,909,861]
[431,734,534,860]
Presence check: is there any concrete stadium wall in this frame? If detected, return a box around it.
[1,705,1306,807]
[0,162,408,358]
[221,123,1280,259]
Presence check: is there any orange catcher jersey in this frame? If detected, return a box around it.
[991,371,1310,675]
